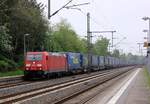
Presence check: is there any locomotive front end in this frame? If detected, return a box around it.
[24,52,48,78]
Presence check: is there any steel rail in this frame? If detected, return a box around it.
[0,68,131,104]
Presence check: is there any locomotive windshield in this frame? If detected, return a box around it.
[27,54,42,61]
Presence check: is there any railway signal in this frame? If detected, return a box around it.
[144,42,148,47]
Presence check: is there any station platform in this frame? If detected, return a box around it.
[116,68,150,104]
[85,68,150,104]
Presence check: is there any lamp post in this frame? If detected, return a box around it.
[24,34,30,58]
[142,17,150,54]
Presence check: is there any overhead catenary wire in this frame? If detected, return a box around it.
[49,0,73,19]
[78,10,112,30]
[71,0,116,31]
[47,0,116,34]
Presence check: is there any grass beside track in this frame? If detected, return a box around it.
[143,67,150,88]
[0,69,23,77]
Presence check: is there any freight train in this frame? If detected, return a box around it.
[24,51,134,78]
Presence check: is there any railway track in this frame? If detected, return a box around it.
[0,75,37,89]
[54,68,132,104]
[0,69,113,98]
[59,69,135,104]
[0,70,110,90]
[0,76,26,88]
[0,70,114,103]
[0,66,134,104]
[0,81,32,89]
[0,75,23,83]
[0,69,112,90]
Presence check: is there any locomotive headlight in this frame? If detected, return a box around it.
[26,64,31,67]
[37,64,42,67]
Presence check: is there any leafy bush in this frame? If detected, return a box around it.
[0,69,23,77]
[0,55,18,72]
[0,60,9,72]
[4,58,18,68]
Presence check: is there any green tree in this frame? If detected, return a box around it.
[50,19,86,53]
[0,0,49,61]
[0,26,12,53]
[112,49,120,57]
[93,38,109,56]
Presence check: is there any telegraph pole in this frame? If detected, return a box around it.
[87,12,91,68]
[48,0,51,51]
[48,0,51,19]
[111,31,116,48]
[137,43,141,54]
[86,13,116,68]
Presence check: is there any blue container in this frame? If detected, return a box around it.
[65,52,82,71]
[91,55,99,67]
[81,54,88,68]
[104,56,109,66]
[108,56,112,66]
[99,56,105,66]
[113,58,117,67]
[111,57,116,67]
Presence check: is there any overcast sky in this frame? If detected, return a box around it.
[38,0,150,55]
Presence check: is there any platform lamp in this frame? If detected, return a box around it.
[142,17,150,55]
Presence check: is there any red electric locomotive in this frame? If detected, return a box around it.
[24,52,67,78]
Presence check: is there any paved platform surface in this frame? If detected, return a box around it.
[116,68,150,104]
[84,68,150,104]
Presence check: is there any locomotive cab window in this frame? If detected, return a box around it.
[27,54,42,61]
